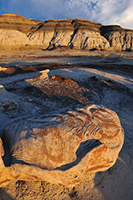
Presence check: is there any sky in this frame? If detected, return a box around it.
[0,0,133,29]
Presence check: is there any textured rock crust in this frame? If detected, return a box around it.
[25,73,92,104]
[0,104,124,187]
[0,13,132,51]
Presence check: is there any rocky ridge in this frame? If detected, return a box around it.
[0,13,133,51]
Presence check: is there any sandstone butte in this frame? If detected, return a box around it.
[0,13,133,51]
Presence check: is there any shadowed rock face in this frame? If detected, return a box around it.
[100,25,130,35]
[100,25,133,51]
[0,104,124,187]
[0,13,132,51]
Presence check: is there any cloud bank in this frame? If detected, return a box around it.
[0,0,133,29]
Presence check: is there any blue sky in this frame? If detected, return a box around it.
[0,0,133,29]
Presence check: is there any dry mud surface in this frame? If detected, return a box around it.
[0,50,133,200]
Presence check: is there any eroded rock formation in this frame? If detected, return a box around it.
[100,25,133,51]
[0,104,124,187]
[25,72,92,104]
[0,13,132,51]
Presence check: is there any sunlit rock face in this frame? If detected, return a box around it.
[26,73,91,104]
[0,104,124,187]
[0,13,39,50]
[0,14,132,51]
[0,13,37,33]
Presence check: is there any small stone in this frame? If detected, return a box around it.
[0,100,18,112]
[28,98,33,102]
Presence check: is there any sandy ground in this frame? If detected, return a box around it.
[0,49,133,65]
[0,50,133,200]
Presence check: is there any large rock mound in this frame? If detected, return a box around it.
[0,13,132,51]
[101,25,133,51]
[0,104,124,187]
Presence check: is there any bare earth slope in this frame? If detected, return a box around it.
[0,13,133,51]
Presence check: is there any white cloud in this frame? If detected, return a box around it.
[64,0,133,29]
[115,1,133,29]
[93,0,133,29]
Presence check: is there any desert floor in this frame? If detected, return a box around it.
[0,50,133,200]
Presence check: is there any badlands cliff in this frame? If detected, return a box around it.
[0,13,133,51]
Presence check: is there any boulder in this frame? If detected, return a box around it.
[0,85,18,112]
[0,104,124,187]
[0,100,18,112]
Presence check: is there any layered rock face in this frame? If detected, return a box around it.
[0,13,37,33]
[0,13,132,51]
[0,14,39,50]
[0,104,124,187]
[101,25,133,51]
